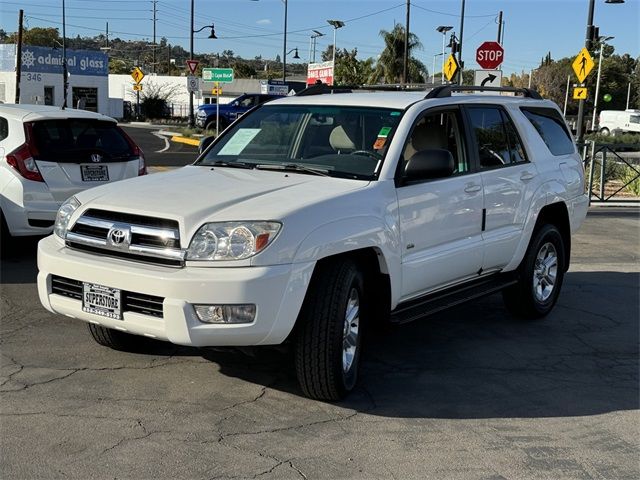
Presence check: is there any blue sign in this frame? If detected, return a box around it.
[0,44,108,76]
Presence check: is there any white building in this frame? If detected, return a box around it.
[0,44,119,116]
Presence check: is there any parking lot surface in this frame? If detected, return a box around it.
[1,208,638,479]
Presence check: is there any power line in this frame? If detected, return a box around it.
[412,2,497,18]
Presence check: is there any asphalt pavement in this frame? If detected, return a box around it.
[121,123,199,167]
[1,208,638,479]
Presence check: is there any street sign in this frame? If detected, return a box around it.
[211,87,223,95]
[474,69,503,88]
[202,68,234,83]
[443,54,459,82]
[476,41,504,69]
[572,48,594,83]
[133,84,142,92]
[186,59,199,75]
[573,87,588,100]
[187,75,199,93]
[130,67,145,85]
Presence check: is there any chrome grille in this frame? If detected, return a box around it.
[51,275,164,318]
[66,209,184,267]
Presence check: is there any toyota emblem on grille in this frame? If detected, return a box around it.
[107,224,131,248]
[91,154,102,163]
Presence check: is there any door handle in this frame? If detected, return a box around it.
[464,184,482,194]
[520,171,535,181]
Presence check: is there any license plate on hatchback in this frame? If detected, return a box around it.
[82,283,122,320]
[81,164,109,182]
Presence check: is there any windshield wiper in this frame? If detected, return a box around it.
[255,163,330,177]
[209,160,255,169]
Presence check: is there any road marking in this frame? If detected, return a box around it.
[153,132,170,153]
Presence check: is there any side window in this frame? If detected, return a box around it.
[402,110,469,176]
[521,107,575,156]
[0,117,8,142]
[468,106,527,168]
[629,115,640,124]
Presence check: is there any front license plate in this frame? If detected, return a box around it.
[81,164,109,182]
[82,283,122,320]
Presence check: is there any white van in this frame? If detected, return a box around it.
[598,109,640,135]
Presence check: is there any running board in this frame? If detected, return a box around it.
[390,273,517,324]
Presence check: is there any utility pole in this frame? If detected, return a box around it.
[403,0,410,84]
[497,11,503,43]
[457,0,466,84]
[576,0,595,143]
[62,0,68,109]
[14,9,23,104]
[282,0,288,81]
[189,0,194,127]
[152,1,157,74]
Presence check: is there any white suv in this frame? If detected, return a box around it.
[37,86,588,400]
[0,105,146,240]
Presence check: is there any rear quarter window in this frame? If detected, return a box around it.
[520,107,575,156]
[0,116,8,141]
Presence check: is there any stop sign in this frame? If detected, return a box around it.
[476,41,504,69]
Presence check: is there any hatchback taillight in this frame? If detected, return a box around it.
[6,143,44,182]
[135,145,147,176]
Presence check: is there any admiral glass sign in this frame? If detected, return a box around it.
[0,45,108,77]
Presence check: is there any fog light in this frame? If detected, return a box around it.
[194,304,256,324]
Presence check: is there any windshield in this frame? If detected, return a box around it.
[198,104,403,179]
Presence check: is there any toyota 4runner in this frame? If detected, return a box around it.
[37,85,589,400]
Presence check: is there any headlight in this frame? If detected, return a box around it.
[54,196,81,239]
[186,221,281,261]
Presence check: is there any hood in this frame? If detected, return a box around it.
[74,165,368,239]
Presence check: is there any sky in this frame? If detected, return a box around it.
[0,0,638,76]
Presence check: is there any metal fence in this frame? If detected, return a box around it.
[580,141,640,204]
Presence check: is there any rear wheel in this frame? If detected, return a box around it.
[294,258,365,400]
[503,224,566,319]
[0,211,13,255]
[87,323,143,351]
[599,127,610,136]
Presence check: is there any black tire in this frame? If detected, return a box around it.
[294,258,365,400]
[599,127,610,136]
[205,119,227,133]
[503,224,566,319]
[87,323,144,351]
[0,211,13,256]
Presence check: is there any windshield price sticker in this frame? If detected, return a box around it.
[377,127,392,138]
[217,129,261,156]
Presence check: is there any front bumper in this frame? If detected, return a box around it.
[37,235,314,346]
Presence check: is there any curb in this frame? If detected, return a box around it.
[171,136,200,146]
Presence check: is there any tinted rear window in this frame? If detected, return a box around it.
[520,107,575,156]
[30,119,134,162]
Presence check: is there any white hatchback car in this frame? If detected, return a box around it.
[0,105,146,238]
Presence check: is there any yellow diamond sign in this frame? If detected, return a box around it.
[573,87,588,100]
[572,48,594,83]
[131,67,145,85]
[444,54,459,82]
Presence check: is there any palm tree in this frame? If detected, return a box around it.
[370,23,425,84]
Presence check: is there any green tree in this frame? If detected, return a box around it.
[370,23,425,83]
[333,48,375,85]
[5,27,61,46]
[233,61,257,78]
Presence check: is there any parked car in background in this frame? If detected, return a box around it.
[195,93,280,132]
[0,105,146,240]
[598,109,640,135]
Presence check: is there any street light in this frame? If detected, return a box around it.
[189,0,216,127]
[327,19,345,86]
[436,26,453,84]
[592,35,614,130]
[432,53,444,84]
[576,0,624,143]
[287,48,300,60]
[309,30,325,63]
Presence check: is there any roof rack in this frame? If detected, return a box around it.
[425,85,542,100]
[296,83,440,97]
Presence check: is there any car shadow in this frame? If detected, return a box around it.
[203,270,639,419]
[0,235,42,285]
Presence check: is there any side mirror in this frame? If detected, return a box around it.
[404,149,455,181]
[199,135,216,154]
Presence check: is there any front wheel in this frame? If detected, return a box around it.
[294,259,365,400]
[87,323,144,351]
[503,224,566,319]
